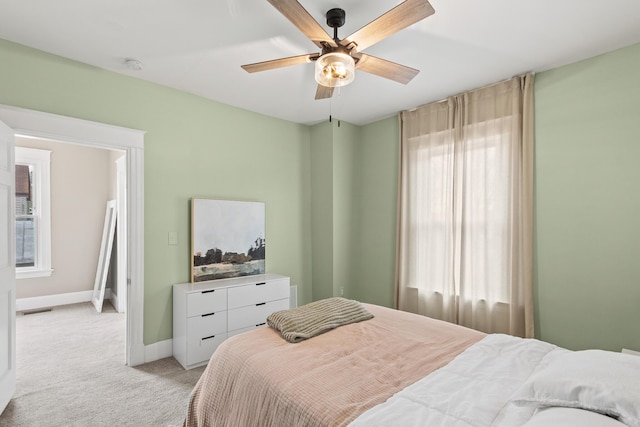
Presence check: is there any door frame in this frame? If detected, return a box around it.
[0,104,146,366]
[115,155,127,314]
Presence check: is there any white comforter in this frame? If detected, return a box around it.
[349,334,567,427]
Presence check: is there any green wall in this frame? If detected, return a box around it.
[308,115,398,308]
[310,122,334,301]
[534,42,640,351]
[353,117,399,308]
[0,39,313,345]
[309,120,361,300]
[332,121,360,299]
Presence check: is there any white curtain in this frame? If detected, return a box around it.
[395,74,534,337]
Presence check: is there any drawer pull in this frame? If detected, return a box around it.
[256,302,266,306]
[202,312,215,317]
[256,282,267,286]
[256,322,266,327]
[202,335,216,341]
[202,289,215,294]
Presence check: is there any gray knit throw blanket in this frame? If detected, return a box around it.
[267,297,374,343]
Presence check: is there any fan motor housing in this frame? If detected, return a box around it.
[326,8,346,28]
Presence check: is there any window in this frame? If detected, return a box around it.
[15,146,52,279]
[396,74,535,337]
[409,128,510,305]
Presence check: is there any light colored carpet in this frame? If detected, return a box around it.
[0,302,205,427]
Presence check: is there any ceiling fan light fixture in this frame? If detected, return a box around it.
[315,52,355,88]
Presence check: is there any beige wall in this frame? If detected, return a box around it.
[108,150,123,199]
[16,136,114,299]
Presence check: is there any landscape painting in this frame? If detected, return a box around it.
[191,198,265,282]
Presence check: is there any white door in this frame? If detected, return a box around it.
[0,119,16,414]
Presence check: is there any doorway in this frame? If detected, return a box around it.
[15,136,125,317]
[0,104,145,366]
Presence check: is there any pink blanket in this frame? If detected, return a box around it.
[184,304,484,426]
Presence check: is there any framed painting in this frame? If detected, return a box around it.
[191,198,265,282]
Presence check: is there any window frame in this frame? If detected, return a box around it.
[15,146,53,279]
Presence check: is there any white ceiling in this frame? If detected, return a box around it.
[1,0,640,125]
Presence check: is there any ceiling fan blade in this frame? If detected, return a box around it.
[267,0,337,49]
[315,85,334,100]
[355,53,419,85]
[343,0,434,52]
[241,53,319,73]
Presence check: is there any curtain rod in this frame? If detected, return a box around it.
[404,71,535,113]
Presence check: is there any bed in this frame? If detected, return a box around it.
[183,300,640,427]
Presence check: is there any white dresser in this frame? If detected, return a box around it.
[173,273,290,369]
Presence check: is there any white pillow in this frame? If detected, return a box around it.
[511,349,640,427]
[522,407,627,427]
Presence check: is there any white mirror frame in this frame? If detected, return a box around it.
[92,200,117,313]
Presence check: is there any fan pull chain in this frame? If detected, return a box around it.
[335,86,341,127]
[328,87,341,127]
[329,92,333,123]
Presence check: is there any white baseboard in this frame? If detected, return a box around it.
[144,338,173,363]
[16,289,112,312]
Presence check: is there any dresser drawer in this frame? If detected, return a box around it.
[227,324,268,338]
[228,279,290,309]
[188,311,227,340]
[187,333,227,366]
[187,288,227,317]
[228,298,290,332]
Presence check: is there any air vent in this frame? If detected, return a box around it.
[21,308,52,315]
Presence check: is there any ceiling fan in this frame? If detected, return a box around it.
[241,0,435,100]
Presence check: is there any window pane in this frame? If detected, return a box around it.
[16,217,36,267]
[15,164,33,215]
[15,163,36,267]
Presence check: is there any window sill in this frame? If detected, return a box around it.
[16,268,54,280]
